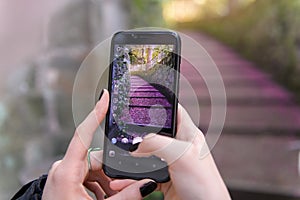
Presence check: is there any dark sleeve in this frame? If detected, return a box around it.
[11,174,48,200]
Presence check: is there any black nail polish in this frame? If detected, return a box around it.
[140,181,157,197]
[98,89,104,101]
[129,142,140,152]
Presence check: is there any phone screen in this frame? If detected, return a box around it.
[104,32,180,181]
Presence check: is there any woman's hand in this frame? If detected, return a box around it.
[127,104,231,200]
[42,89,157,200]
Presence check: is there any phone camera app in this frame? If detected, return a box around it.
[108,44,175,154]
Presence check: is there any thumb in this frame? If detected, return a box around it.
[108,179,157,200]
[131,133,191,165]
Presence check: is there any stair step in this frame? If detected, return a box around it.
[179,84,293,106]
[181,104,300,134]
[129,105,171,109]
[129,91,165,98]
[212,133,300,197]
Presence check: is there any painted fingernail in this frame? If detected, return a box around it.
[140,181,157,197]
[129,142,140,152]
[98,89,104,100]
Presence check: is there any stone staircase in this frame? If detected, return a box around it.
[179,31,300,199]
[128,75,172,129]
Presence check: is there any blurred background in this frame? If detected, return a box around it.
[1,0,300,199]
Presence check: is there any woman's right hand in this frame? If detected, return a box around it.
[111,104,231,200]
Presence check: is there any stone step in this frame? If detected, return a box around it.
[181,59,269,77]
[130,97,171,106]
[182,76,273,88]
[130,86,155,89]
[181,104,300,134]
[129,91,165,98]
[129,106,172,128]
[179,84,293,105]
[129,104,171,109]
[212,133,300,197]
[130,89,159,92]
[180,60,270,79]
[180,64,274,88]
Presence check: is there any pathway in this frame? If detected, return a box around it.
[128,75,171,129]
[179,31,300,197]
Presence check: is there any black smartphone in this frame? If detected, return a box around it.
[103,30,181,183]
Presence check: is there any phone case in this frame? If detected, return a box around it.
[103,30,181,183]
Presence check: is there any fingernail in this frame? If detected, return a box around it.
[98,89,104,101]
[129,142,140,152]
[140,181,157,197]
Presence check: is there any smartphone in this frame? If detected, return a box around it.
[103,30,181,183]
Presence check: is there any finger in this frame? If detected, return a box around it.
[110,179,137,191]
[131,133,192,165]
[90,150,103,171]
[176,104,202,142]
[84,181,105,200]
[87,170,116,197]
[63,89,109,163]
[108,179,157,200]
[176,104,208,156]
[86,150,116,196]
[131,104,206,165]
